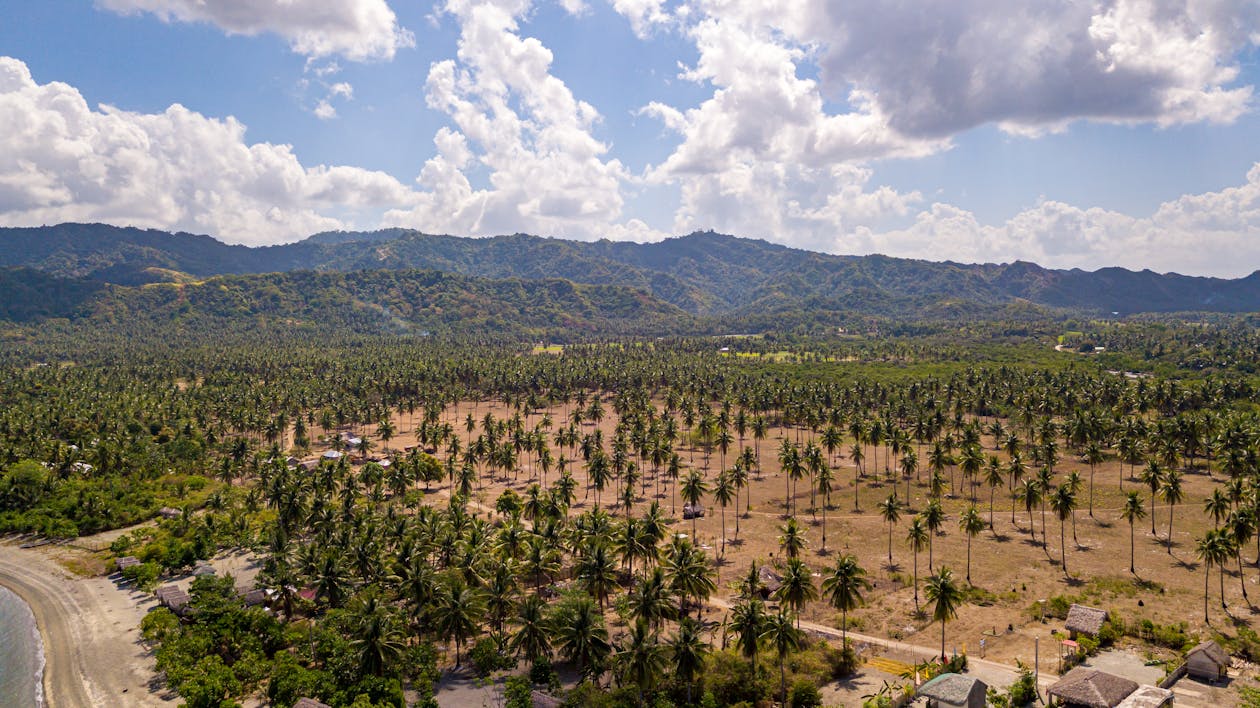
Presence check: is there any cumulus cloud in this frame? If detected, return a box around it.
[0,56,417,245]
[635,0,1259,257]
[808,0,1259,137]
[98,0,414,61]
[860,164,1260,277]
[383,0,661,240]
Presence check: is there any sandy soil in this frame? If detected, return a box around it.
[0,539,176,708]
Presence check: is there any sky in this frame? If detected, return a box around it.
[1,1,1259,276]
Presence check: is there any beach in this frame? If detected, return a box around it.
[0,541,176,707]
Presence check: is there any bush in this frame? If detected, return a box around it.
[703,650,771,706]
[123,561,160,591]
[470,636,513,677]
[788,679,823,708]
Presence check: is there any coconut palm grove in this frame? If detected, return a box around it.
[6,260,1260,708]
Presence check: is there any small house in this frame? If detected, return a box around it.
[916,672,987,708]
[682,503,705,519]
[192,562,216,577]
[115,556,140,573]
[757,565,783,599]
[156,585,192,616]
[321,450,343,461]
[1185,640,1229,682]
[158,507,182,520]
[1065,603,1108,639]
[1048,667,1137,708]
[531,691,562,708]
[1115,685,1174,708]
[293,699,332,708]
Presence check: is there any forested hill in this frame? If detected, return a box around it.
[3,223,1260,316]
[0,267,687,339]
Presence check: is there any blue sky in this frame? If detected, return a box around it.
[0,0,1258,275]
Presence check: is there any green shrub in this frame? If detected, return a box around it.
[788,679,823,708]
[470,636,513,677]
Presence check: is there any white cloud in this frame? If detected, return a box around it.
[862,164,1260,277]
[313,100,338,120]
[635,0,1259,261]
[383,0,661,241]
[98,0,415,61]
[802,0,1258,137]
[0,57,417,245]
[610,0,672,37]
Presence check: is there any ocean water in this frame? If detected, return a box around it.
[0,585,43,708]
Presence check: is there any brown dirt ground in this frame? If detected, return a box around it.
[312,397,1257,688]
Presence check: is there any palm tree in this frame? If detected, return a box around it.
[615,620,668,705]
[983,456,1004,531]
[628,566,677,631]
[906,516,929,613]
[348,592,406,677]
[510,594,553,666]
[668,617,709,705]
[923,500,945,570]
[1205,489,1230,528]
[778,517,808,559]
[576,542,619,609]
[1016,478,1041,545]
[822,553,870,647]
[558,595,611,680]
[774,557,818,629]
[1121,491,1146,575]
[728,596,768,677]
[680,470,709,537]
[816,462,834,551]
[1050,485,1077,576]
[877,493,903,565]
[1084,441,1104,516]
[1139,461,1163,536]
[438,577,483,667]
[762,608,801,707]
[958,505,985,584]
[713,470,735,557]
[1196,531,1228,624]
[925,567,963,661]
[1162,470,1184,554]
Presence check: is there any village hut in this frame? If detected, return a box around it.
[1048,668,1138,708]
[155,585,192,616]
[915,672,987,708]
[1065,604,1108,639]
[293,699,332,708]
[1115,685,1174,708]
[531,691,563,708]
[192,561,216,577]
[158,507,182,520]
[757,565,783,599]
[115,556,141,573]
[1185,640,1229,682]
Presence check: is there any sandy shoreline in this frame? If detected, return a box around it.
[0,542,176,708]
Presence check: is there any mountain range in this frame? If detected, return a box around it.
[2,223,1259,335]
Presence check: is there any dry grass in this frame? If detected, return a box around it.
[315,397,1250,675]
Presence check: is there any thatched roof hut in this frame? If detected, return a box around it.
[1065,604,1108,638]
[531,691,563,708]
[1048,667,1137,708]
[758,565,782,597]
[1185,640,1229,681]
[916,672,987,708]
[115,556,140,572]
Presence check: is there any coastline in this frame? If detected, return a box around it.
[0,542,176,707]
[0,583,43,707]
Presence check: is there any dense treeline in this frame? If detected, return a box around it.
[6,322,1260,706]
